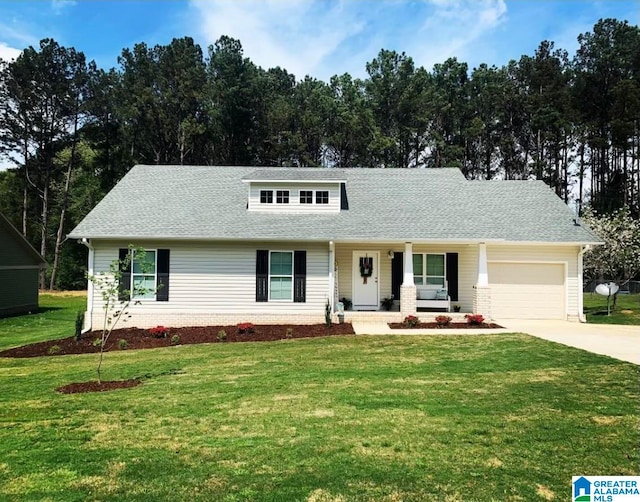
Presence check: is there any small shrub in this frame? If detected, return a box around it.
[453,304,461,312]
[48,345,62,355]
[149,326,168,338]
[403,315,420,328]
[217,329,227,341]
[237,323,254,335]
[435,315,452,327]
[118,339,128,350]
[170,334,181,345]
[465,314,485,326]
[325,300,332,328]
[92,338,102,348]
[74,311,85,341]
[285,327,293,339]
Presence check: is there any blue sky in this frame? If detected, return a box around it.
[0,0,638,81]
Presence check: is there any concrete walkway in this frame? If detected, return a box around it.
[352,320,640,365]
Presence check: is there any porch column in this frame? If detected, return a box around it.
[328,241,335,311]
[400,242,417,316]
[473,242,492,319]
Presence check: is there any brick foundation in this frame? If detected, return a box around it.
[472,286,491,319]
[400,284,417,316]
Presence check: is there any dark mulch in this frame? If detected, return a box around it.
[57,379,142,394]
[0,323,355,359]
[388,322,504,329]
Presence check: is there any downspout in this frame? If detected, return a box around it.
[578,245,590,323]
[79,238,94,333]
[329,241,335,311]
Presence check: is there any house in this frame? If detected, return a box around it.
[0,212,47,317]
[68,165,601,329]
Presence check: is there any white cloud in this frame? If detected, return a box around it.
[51,0,77,14]
[190,0,367,80]
[189,0,508,81]
[0,42,21,62]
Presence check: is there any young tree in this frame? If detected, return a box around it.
[87,246,154,383]
[582,207,640,308]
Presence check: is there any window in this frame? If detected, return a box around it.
[269,251,293,300]
[276,190,290,204]
[132,250,157,299]
[316,190,329,204]
[260,190,273,203]
[413,253,445,286]
[299,190,313,204]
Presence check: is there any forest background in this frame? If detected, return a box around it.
[0,18,638,290]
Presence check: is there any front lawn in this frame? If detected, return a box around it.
[0,296,638,501]
[584,293,640,325]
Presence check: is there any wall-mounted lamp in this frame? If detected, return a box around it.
[387,250,395,259]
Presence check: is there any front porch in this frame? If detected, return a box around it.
[331,241,491,319]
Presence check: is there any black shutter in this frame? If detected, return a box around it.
[391,251,403,300]
[156,249,170,301]
[293,250,307,303]
[446,253,459,301]
[256,250,269,302]
[118,248,131,301]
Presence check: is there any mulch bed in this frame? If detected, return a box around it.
[57,379,142,394]
[0,323,356,359]
[388,322,503,329]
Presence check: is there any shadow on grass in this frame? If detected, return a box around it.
[0,306,64,320]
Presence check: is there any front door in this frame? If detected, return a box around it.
[352,251,379,310]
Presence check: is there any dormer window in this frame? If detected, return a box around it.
[260,190,273,204]
[316,191,329,204]
[300,190,313,204]
[276,190,290,204]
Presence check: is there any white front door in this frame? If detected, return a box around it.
[352,251,379,310]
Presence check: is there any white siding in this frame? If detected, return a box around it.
[247,182,341,213]
[89,240,331,327]
[487,244,581,320]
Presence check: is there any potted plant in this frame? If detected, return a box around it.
[380,296,395,311]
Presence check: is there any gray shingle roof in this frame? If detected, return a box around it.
[68,165,601,244]
[242,168,346,182]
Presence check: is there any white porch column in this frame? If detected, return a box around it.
[477,242,488,287]
[400,242,417,316]
[402,242,414,285]
[328,241,335,311]
[473,242,491,319]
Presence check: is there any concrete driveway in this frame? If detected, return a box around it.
[498,320,640,365]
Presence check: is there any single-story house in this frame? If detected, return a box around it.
[0,212,47,317]
[68,165,601,329]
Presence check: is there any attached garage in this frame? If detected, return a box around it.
[489,262,566,320]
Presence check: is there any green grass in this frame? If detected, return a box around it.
[584,293,640,325]
[0,294,638,501]
[0,293,87,351]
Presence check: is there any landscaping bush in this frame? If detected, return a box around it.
[435,315,452,327]
[170,334,181,345]
[403,315,420,328]
[47,345,62,355]
[217,329,227,341]
[118,339,128,350]
[237,323,254,335]
[149,326,168,338]
[465,314,484,326]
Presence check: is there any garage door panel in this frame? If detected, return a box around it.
[489,263,565,320]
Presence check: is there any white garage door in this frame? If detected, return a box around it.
[489,262,565,320]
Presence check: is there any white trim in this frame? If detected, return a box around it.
[268,250,294,301]
[328,241,335,311]
[578,245,589,322]
[487,260,569,319]
[412,252,446,286]
[131,248,158,301]
[299,189,313,204]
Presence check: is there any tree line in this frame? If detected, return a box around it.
[0,18,638,289]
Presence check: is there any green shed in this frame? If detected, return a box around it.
[0,212,46,317]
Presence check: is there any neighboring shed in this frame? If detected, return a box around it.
[0,212,46,317]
